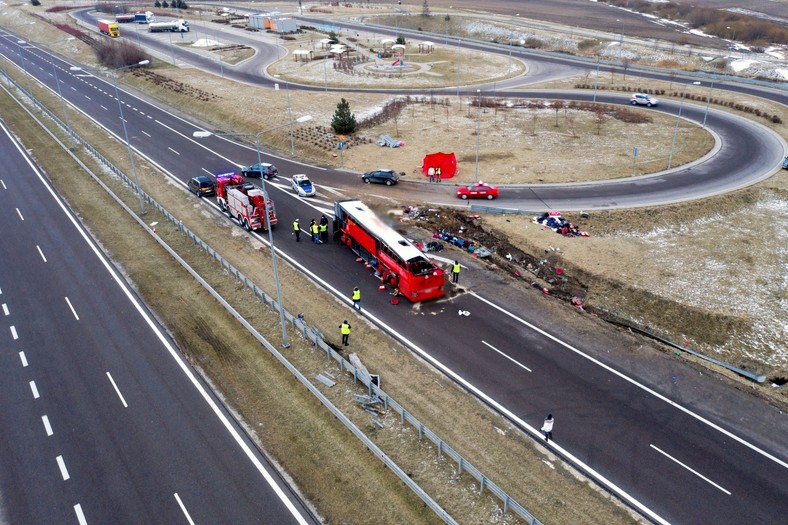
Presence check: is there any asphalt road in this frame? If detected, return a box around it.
[1,19,787,525]
[0,121,316,523]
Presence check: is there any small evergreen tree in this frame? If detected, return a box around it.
[154,0,161,7]
[30,0,41,5]
[162,0,169,7]
[331,98,357,135]
[396,35,406,45]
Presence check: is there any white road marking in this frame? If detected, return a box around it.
[70,86,76,91]
[482,340,532,372]
[141,130,151,137]
[10,325,18,339]
[37,245,47,262]
[168,147,180,155]
[100,105,108,111]
[42,415,53,436]
[2,303,8,315]
[106,372,128,408]
[19,351,28,367]
[174,493,195,525]
[74,504,87,525]
[1,179,6,189]
[65,297,79,321]
[650,444,731,495]
[201,168,213,176]
[16,208,24,220]
[56,455,70,480]
[29,380,39,399]
[84,94,91,100]
[317,185,343,196]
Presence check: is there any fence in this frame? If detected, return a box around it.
[0,62,543,524]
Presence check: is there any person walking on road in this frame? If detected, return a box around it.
[340,320,351,346]
[293,218,301,242]
[427,166,435,183]
[310,219,321,244]
[541,414,554,442]
[319,215,329,243]
[451,260,461,283]
[352,287,361,310]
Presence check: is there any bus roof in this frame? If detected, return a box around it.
[337,200,426,263]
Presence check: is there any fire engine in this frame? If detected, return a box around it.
[214,172,277,231]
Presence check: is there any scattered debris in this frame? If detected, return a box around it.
[315,374,336,387]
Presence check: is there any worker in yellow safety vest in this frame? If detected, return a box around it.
[310,219,321,244]
[293,219,301,242]
[352,287,361,310]
[319,215,329,243]
[339,320,351,345]
[452,260,461,283]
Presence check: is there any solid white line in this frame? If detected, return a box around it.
[42,415,53,436]
[482,340,532,372]
[471,291,788,471]
[37,244,47,262]
[174,493,195,525]
[30,380,39,399]
[106,372,128,408]
[74,503,87,525]
[16,207,24,220]
[2,303,8,315]
[10,325,18,339]
[651,444,731,495]
[141,130,151,137]
[65,297,80,320]
[56,455,70,480]
[19,351,28,367]
[168,147,180,155]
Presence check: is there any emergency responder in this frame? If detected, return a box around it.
[435,166,442,182]
[293,218,301,241]
[339,320,351,346]
[319,215,329,243]
[310,219,321,244]
[352,287,361,310]
[452,260,461,283]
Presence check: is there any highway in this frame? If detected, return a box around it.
[1,17,787,525]
[0,121,316,523]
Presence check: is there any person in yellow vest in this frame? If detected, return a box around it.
[293,218,301,242]
[435,166,442,182]
[452,260,461,283]
[310,219,321,244]
[352,287,361,310]
[339,320,351,346]
[319,215,329,243]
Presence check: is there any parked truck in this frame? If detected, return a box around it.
[135,11,155,24]
[148,19,190,33]
[115,14,135,24]
[214,173,277,231]
[97,19,120,38]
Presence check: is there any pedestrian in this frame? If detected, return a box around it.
[435,166,442,182]
[319,215,329,243]
[451,260,461,283]
[339,320,351,346]
[310,219,321,244]
[293,218,301,242]
[541,414,554,442]
[427,166,435,183]
[352,287,361,310]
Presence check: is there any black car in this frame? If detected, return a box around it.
[362,169,399,186]
[241,162,279,180]
[188,175,215,197]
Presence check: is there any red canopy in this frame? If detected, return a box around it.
[422,152,457,179]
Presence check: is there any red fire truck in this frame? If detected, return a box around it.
[334,200,445,302]
[215,172,277,231]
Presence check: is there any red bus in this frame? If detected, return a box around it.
[334,200,445,302]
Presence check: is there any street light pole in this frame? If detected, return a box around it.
[108,61,150,215]
[693,80,714,129]
[193,115,312,349]
[51,58,77,148]
[474,89,481,182]
[668,83,688,170]
[275,76,296,157]
[593,46,601,103]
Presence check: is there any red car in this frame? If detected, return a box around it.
[456,181,499,200]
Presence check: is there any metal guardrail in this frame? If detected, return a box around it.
[0,63,543,525]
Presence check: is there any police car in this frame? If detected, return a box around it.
[290,174,316,197]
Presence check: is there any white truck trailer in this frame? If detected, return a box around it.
[148,19,190,32]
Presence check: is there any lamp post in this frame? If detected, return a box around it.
[15,38,35,95]
[49,37,77,148]
[593,44,601,103]
[274,75,297,157]
[617,18,624,44]
[73,60,150,214]
[668,82,688,170]
[726,26,736,43]
[193,114,313,349]
[474,89,481,182]
[693,80,714,129]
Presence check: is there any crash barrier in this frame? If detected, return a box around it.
[470,204,539,215]
[1,65,543,525]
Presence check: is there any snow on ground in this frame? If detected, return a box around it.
[192,38,220,48]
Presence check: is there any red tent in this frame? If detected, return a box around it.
[422,152,457,179]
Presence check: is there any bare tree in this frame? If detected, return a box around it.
[622,58,630,81]
[421,0,430,17]
[594,108,610,135]
[553,100,564,127]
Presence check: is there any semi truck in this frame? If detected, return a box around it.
[115,14,135,23]
[214,173,277,231]
[97,19,120,38]
[148,19,190,33]
[135,11,154,24]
